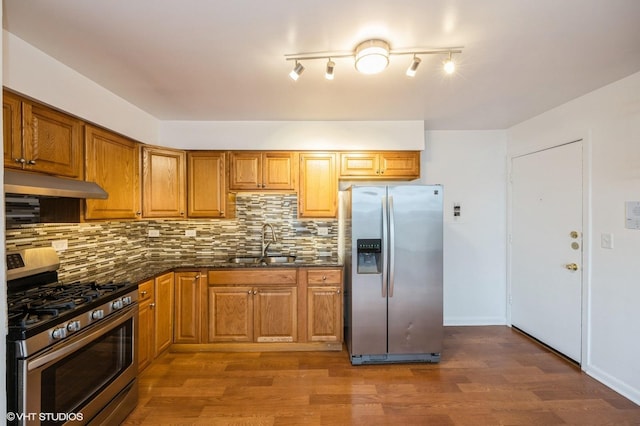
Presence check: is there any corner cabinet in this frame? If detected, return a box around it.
[298,152,337,218]
[229,151,296,191]
[339,151,420,179]
[187,152,227,218]
[84,125,141,220]
[3,90,83,178]
[142,146,186,218]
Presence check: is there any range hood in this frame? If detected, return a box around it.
[4,170,108,199]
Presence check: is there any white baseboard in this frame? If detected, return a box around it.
[444,317,507,326]
[585,363,640,405]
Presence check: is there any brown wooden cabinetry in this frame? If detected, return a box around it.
[174,271,207,343]
[142,146,186,218]
[187,151,227,218]
[339,151,420,179]
[207,269,298,343]
[3,90,83,178]
[84,125,141,219]
[137,279,155,371]
[298,152,337,218]
[303,268,343,342]
[229,151,296,190]
[154,272,174,356]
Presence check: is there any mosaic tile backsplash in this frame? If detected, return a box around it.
[5,193,339,284]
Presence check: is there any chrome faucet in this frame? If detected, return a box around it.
[261,223,277,258]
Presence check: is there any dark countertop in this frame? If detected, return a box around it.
[125,258,343,285]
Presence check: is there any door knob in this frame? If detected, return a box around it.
[565,263,579,271]
[570,231,579,239]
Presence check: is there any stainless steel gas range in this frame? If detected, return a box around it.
[6,247,139,425]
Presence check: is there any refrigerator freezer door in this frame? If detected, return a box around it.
[387,185,443,355]
[349,186,387,357]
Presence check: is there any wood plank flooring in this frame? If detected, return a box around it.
[122,326,640,425]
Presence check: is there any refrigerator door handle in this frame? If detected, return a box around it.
[389,195,395,298]
[381,196,388,298]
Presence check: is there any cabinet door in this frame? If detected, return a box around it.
[254,286,297,342]
[3,91,23,170]
[174,272,203,344]
[306,269,343,342]
[85,125,141,219]
[187,152,226,217]
[142,147,186,218]
[137,279,154,371]
[229,152,261,190]
[154,272,174,356]
[208,286,254,342]
[262,152,295,190]
[299,152,337,218]
[339,152,380,177]
[380,151,420,178]
[22,102,83,178]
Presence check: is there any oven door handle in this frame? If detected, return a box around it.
[27,305,137,372]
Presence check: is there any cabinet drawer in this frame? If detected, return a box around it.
[209,269,297,285]
[307,269,342,285]
[138,280,154,302]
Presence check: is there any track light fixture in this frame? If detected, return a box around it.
[285,39,462,81]
[325,59,335,80]
[406,55,421,77]
[288,61,305,81]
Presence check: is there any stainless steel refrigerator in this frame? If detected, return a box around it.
[342,185,443,365]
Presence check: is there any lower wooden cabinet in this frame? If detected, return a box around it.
[306,269,343,342]
[154,272,174,356]
[137,279,155,371]
[174,271,207,343]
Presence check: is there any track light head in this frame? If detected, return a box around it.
[325,59,335,80]
[289,61,305,81]
[443,52,455,74]
[406,56,421,77]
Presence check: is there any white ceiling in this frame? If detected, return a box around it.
[4,0,640,130]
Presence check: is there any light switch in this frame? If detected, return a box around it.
[601,233,614,249]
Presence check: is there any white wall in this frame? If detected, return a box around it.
[508,71,640,404]
[422,130,507,325]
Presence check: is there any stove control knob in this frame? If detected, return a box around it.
[112,299,123,310]
[122,296,132,306]
[66,320,81,333]
[52,327,67,340]
[92,309,104,320]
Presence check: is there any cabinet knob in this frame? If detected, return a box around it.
[262,184,266,188]
[194,275,200,280]
[337,290,341,294]
[322,275,327,281]
[180,212,185,216]
[14,158,26,164]
[248,290,252,294]
[27,159,37,165]
[220,211,224,216]
[149,303,156,308]
[253,290,258,295]
[141,290,147,296]
[136,211,142,216]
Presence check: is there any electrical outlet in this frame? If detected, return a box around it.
[148,229,160,237]
[51,239,68,251]
[185,229,197,237]
[317,227,329,236]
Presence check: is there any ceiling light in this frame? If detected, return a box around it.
[354,39,390,75]
[443,52,455,74]
[289,61,304,81]
[406,55,421,77]
[325,59,335,80]
[285,41,462,80]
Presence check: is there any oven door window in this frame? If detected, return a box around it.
[40,319,133,415]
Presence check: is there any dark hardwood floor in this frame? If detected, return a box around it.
[123,326,640,425]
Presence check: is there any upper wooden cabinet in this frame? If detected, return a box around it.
[298,152,337,218]
[229,151,296,190]
[187,151,227,218]
[142,146,186,218]
[3,90,83,178]
[339,151,420,179]
[85,125,141,220]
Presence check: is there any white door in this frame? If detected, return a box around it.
[511,141,583,362]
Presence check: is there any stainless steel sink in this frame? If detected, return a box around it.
[227,255,297,265]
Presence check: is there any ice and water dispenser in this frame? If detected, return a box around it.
[356,239,382,274]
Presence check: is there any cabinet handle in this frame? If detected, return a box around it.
[337,290,341,294]
[376,169,380,174]
[149,303,155,308]
[248,290,252,294]
[180,212,185,216]
[194,275,200,280]
[141,290,147,296]
[136,211,142,216]
[14,158,26,164]
[262,184,266,188]
[253,290,258,295]
[380,170,385,174]
[256,184,261,188]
